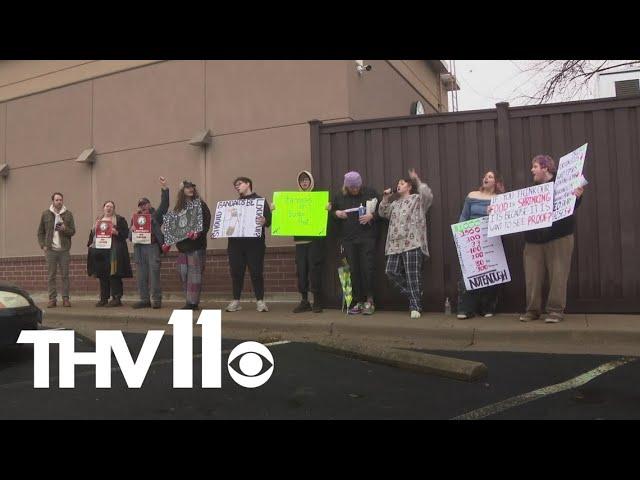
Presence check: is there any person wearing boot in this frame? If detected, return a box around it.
[273,170,329,313]
[129,176,169,309]
[37,192,76,308]
[87,200,133,307]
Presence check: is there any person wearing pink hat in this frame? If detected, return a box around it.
[331,171,381,315]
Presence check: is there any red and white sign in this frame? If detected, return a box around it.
[132,214,152,244]
[95,220,113,249]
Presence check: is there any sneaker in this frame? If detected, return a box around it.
[95,299,108,307]
[225,300,242,312]
[152,301,162,309]
[312,301,323,313]
[519,312,540,322]
[484,313,494,318]
[544,313,564,323]
[256,300,269,312]
[410,310,421,319]
[292,300,312,313]
[362,302,375,315]
[348,303,363,315]
[62,297,71,307]
[47,299,57,308]
[457,313,471,320]
[132,301,152,309]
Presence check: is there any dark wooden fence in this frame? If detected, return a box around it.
[310,95,640,313]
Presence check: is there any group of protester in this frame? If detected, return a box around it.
[36,152,584,323]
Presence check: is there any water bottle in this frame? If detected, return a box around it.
[358,203,366,217]
[444,297,451,315]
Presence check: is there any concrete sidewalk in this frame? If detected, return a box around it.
[38,299,640,356]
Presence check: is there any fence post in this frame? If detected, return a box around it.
[495,102,512,183]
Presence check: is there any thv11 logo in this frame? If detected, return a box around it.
[17,309,275,389]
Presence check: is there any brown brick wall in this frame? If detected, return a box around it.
[0,247,298,296]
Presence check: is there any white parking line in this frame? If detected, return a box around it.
[452,356,637,420]
[0,340,291,389]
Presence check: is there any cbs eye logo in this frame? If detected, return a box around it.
[227,341,274,388]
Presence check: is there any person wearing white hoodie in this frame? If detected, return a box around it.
[37,192,76,308]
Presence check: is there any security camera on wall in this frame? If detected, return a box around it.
[355,60,372,75]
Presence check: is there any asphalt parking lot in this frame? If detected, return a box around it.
[0,330,637,419]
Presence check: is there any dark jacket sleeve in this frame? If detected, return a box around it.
[116,216,129,242]
[87,228,95,248]
[37,212,47,249]
[263,199,272,228]
[61,212,76,238]
[574,195,583,210]
[330,192,343,219]
[202,201,211,234]
[155,188,170,224]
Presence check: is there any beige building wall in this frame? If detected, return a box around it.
[348,60,446,119]
[0,59,448,258]
[0,60,162,103]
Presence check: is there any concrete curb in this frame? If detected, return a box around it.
[41,308,640,349]
[40,308,476,344]
[316,338,488,382]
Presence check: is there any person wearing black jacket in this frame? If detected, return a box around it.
[173,180,211,310]
[520,155,585,324]
[225,177,272,313]
[331,171,380,315]
[87,200,133,307]
[129,176,169,309]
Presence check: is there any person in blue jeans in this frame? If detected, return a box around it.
[456,170,505,320]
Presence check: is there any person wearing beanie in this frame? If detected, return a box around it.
[172,180,211,311]
[225,176,272,313]
[519,154,585,324]
[331,171,381,315]
[128,176,170,309]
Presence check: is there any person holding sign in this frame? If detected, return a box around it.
[456,171,505,319]
[378,169,433,319]
[128,176,169,309]
[273,170,329,313]
[225,177,272,313]
[173,180,211,311]
[331,171,380,315]
[520,154,585,323]
[86,200,133,307]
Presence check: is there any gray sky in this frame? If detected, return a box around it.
[453,60,541,111]
[452,60,639,111]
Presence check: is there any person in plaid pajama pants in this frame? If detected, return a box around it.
[378,168,433,319]
[385,249,424,313]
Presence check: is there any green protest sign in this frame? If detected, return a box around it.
[271,191,329,236]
